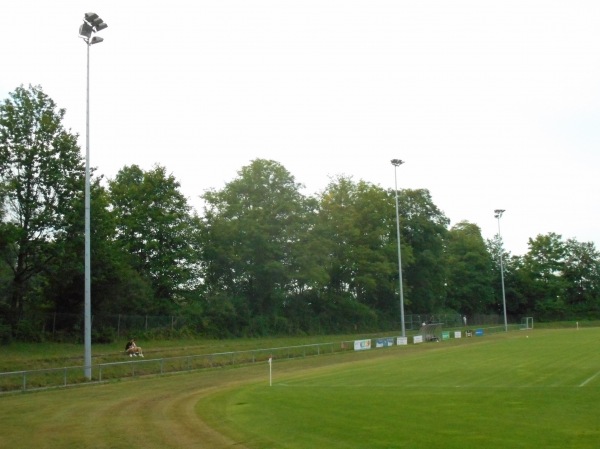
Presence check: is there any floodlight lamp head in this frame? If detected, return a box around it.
[84,12,99,24]
[494,209,505,219]
[79,22,93,39]
[90,36,104,45]
[94,22,108,32]
[391,159,404,167]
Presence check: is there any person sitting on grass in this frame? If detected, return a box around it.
[125,338,144,357]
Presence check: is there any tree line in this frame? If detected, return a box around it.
[1,85,599,342]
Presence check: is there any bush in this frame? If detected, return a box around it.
[0,323,11,345]
[92,326,116,344]
[14,320,44,342]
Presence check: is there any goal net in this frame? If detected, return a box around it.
[418,323,442,342]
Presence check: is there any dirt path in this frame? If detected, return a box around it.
[1,366,261,449]
[2,348,394,449]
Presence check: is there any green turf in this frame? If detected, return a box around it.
[1,329,599,449]
[0,334,365,372]
[197,329,600,449]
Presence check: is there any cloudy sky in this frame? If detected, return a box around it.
[2,1,599,255]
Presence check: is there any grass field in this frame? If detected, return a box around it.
[0,334,364,373]
[1,328,599,448]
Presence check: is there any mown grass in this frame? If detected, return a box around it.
[0,334,369,373]
[1,321,594,372]
[197,328,600,449]
[0,340,392,449]
[1,327,599,449]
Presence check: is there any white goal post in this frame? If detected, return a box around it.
[520,317,534,330]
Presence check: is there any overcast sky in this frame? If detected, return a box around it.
[2,1,599,255]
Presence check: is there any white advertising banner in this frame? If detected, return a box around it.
[354,339,372,351]
[454,331,462,338]
[376,338,395,348]
[397,336,408,346]
[413,335,423,344]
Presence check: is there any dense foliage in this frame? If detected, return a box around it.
[1,86,600,341]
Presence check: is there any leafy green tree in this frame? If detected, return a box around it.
[521,233,569,319]
[0,85,84,327]
[316,177,397,324]
[0,208,15,326]
[397,189,449,313]
[562,239,600,316]
[446,221,495,315]
[487,237,528,317]
[44,180,154,320]
[109,164,200,313]
[200,159,319,334]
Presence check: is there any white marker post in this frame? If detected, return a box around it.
[268,355,273,386]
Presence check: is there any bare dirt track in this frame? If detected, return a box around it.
[1,347,403,449]
[0,364,264,449]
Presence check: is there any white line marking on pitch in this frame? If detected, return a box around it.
[579,370,600,387]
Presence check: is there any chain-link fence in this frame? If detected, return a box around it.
[38,312,505,340]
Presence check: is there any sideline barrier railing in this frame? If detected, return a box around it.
[0,325,521,393]
[0,341,349,393]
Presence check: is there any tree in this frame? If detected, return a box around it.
[109,164,200,313]
[316,176,397,324]
[397,189,449,313]
[200,159,318,334]
[562,239,600,316]
[44,179,154,321]
[521,233,569,319]
[446,221,495,315]
[0,85,84,328]
[487,237,528,317]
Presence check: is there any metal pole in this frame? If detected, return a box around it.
[269,356,273,386]
[392,160,405,337]
[80,12,107,381]
[84,40,92,380]
[495,210,508,332]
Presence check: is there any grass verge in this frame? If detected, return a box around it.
[1,328,599,448]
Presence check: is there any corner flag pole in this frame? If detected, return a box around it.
[268,355,272,386]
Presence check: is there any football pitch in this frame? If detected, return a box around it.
[2,328,600,449]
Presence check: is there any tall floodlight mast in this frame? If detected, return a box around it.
[78,12,108,380]
[391,159,406,337]
[494,209,508,332]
